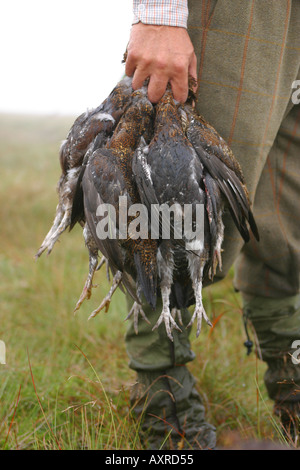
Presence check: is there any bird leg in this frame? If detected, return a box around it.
[153,246,181,341]
[96,255,111,281]
[213,214,224,274]
[186,254,212,336]
[153,286,182,341]
[187,267,212,337]
[208,212,224,280]
[35,205,71,258]
[105,259,111,282]
[171,307,183,326]
[74,225,106,313]
[125,301,150,335]
[74,252,99,313]
[88,270,122,319]
[211,249,223,279]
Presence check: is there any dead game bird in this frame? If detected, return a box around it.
[71,86,158,327]
[133,88,258,339]
[36,77,135,312]
[133,89,217,338]
[36,77,134,259]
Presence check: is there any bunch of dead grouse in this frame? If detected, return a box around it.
[36,76,259,341]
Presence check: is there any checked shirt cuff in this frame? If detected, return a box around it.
[132,0,188,28]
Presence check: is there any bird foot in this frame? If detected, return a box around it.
[125,301,150,335]
[171,308,183,326]
[209,249,223,280]
[74,247,100,313]
[88,271,122,320]
[153,307,182,342]
[216,249,223,271]
[35,207,72,259]
[96,256,111,281]
[35,234,59,259]
[74,281,97,313]
[187,303,212,337]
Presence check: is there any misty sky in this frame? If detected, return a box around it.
[0,0,133,115]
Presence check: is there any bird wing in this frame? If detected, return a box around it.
[182,104,245,183]
[188,123,259,242]
[82,148,142,304]
[70,130,112,230]
[82,149,127,272]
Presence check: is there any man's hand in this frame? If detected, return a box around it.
[125,23,197,103]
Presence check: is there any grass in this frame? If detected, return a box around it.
[0,113,293,450]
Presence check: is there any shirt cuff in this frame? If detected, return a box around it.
[132,0,188,28]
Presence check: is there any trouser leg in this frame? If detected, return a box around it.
[125,297,216,450]
[237,102,300,438]
[234,103,300,299]
[243,294,300,438]
[187,0,300,435]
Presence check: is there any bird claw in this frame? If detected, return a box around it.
[88,295,111,320]
[96,256,107,271]
[125,301,150,335]
[74,282,97,313]
[89,297,111,319]
[88,271,122,320]
[153,307,182,342]
[187,303,212,337]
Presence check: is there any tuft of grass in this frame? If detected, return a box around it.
[0,113,294,450]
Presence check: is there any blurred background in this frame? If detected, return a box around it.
[0,0,132,115]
